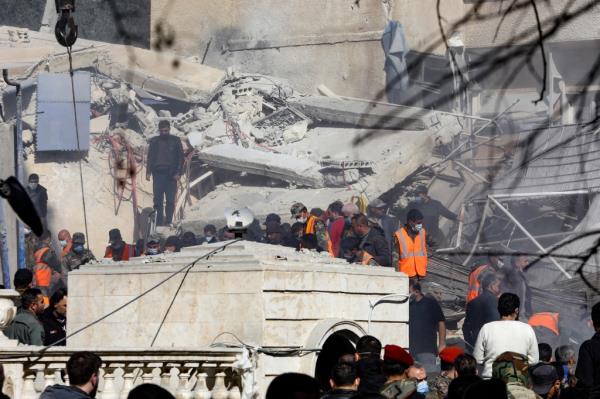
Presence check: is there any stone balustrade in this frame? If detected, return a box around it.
[0,347,247,399]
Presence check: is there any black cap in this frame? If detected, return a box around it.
[108,228,122,243]
[530,363,559,395]
[264,213,281,225]
[72,232,86,244]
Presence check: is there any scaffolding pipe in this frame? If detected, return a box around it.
[367,293,409,334]
[462,198,490,267]
[3,70,25,270]
[0,200,10,288]
[490,190,590,199]
[488,195,572,279]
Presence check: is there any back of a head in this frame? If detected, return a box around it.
[356,335,382,358]
[14,269,33,290]
[67,352,102,386]
[266,373,320,399]
[592,302,600,330]
[447,375,481,399]
[21,288,42,309]
[498,293,520,317]
[538,343,553,362]
[463,378,507,399]
[454,353,477,377]
[331,362,357,387]
[328,201,344,215]
[128,383,175,399]
[555,345,576,364]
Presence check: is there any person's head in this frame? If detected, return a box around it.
[291,202,309,223]
[439,347,464,377]
[341,203,360,219]
[28,173,39,190]
[203,224,217,238]
[368,198,387,218]
[128,383,175,399]
[310,208,324,218]
[330,362,359,390]
[180,231,197,247]
[498,292,520,319]
[109,228,123,246]
[481,272,501,295]
[291,222,304,239]
[530,363,560,398]
[57,229,71,248]
[454,353,477,377]
[447,375,481,399]
[492,351,530,387]
[463,378,507,399]
[265,222,283,244]
[265,373,320,399]
[406,209,424,233]
[164,236,180,253]
[554,345,576,366]
[415,185,429,202]
[71,232,86,255]
[264,213,282,225]
[351,214,370,237]
[511,252,529,271]
[382,345,414,378]
[14,269,33,292]
[158,120,170,136]
[355,335,382,360]
[592,302,600,331]
[538,343,553,362]
[146,236,161,255]
[328,201,344,219]
[66,352,102,395]
[21,288,44,315]
[50,288,67,317]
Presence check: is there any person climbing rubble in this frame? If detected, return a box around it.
[290,202,334,256]
[146,120,184,226]
[408,185,459,247]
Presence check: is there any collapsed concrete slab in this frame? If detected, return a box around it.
[197,144,325,188]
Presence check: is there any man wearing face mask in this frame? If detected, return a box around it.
[409,185,458,247]
[62,233,96,286]
[291,202,334,256]
[40,351,102,399]
[466,247,504,304]
[145,236,162,256]
[392,209,428,279]
[103,228,135,261]
[25,173,48,227]
[57,229,72,259]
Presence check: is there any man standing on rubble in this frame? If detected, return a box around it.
[392,209,428,279]
[146,120,184,226]
[410,185,459,247]
[291,202,334,256]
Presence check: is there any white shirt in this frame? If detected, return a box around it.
[473,320,539,378]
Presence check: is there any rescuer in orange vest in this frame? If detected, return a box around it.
[392,209,427,278]
[466,247,504,304]
[351,214,391,266]
[57,229,72,260]
[528,312,560,348]
[103,228,135,261]
[290,202,335,257]
[32,230,62,303]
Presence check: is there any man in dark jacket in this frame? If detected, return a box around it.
[40,351,102,399]
[408,185,458,247]
[352,214,391,266]
[501,253,533,318]
[368,198,398,253]
[146,120,184,226]
[355,335,387,394]
[321,362,359,399]
[61,232,95,285]
[40,288,67,346]
[25,173,48,226]
[463,273,501,350]
[4,288,45,345]
[576,302,600,398]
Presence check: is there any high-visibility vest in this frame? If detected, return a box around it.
[467,264,489,303]
[394,227,427,277]
[33,247,52,288]
[528,312,559,336]
[104,243,134,261]
[305,216,335,257]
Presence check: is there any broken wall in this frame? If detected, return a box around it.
[151,0,466,99]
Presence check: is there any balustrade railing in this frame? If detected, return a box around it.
[0,347,246,399]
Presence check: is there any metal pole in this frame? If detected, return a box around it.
[367,293,409,334]
[488,195,572,279]
[2,70,25,270]
[462,198,490,267]
[490,190,589,199]
[0,200,11,287]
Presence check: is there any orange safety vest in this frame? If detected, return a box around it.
[104,243,134,261]
[305,215,335,257]
[33,247,52,288]
[466,264,489,303]
[394,227,427,277]
[528,312,559,336]
[61,241,72,259]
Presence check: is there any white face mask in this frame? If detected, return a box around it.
[28,183,38,190]
[146,247,159,255]
[297,217,307,224]
[59,240,68,248]
[413,223,423,232]
[416,380,429,394]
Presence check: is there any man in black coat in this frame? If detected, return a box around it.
[146,120,184,226]
[25,173,48,226]
[463,273,501,351]
[355,335,387,394]
[576,302,600,398]
[352,214,391,266]
[321,362,359,399]
[40,288,67,346]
